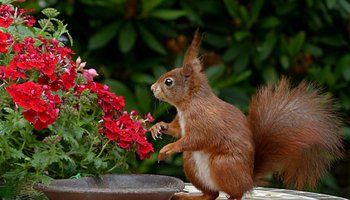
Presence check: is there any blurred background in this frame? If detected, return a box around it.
[21,0,350,198]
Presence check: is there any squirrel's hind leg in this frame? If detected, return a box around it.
[180,152,219,200]
[210,155,253,200]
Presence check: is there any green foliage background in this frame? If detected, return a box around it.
[21,0,350,198]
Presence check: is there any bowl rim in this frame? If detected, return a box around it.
[33,174,185,194]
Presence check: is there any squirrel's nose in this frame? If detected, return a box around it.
[151,84,156,92]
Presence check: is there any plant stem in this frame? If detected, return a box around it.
[38,18,52,34]
[96,140,110,158]
[106,162,122,173]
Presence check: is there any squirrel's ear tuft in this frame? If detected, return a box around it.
[183,29,202,67]
[182,64,193,77]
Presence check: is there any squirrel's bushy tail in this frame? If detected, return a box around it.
[248,77,343,189]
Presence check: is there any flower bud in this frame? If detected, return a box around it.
[76,56,81,66]
[41,8,60,18]
[83,68,98,82]
[79,62,87,70]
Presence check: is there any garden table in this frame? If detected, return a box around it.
[183,184,348,200]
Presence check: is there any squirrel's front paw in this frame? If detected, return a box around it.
[150,122,168,140]
[158,143,179,161]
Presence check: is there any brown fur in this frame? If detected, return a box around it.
[249,78,343,189]
[149,31,343,200]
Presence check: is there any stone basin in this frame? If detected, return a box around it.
[33,174,184,200]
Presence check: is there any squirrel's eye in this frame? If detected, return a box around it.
[164,78,173,87]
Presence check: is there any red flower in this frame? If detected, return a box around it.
[6,81,60,130]
[81,82,154,160]
[6,82,43,109]
[0,66,26,80]
[0,17,12,28]
[0,5,13,28]
[0,31,12,53]
[99,111,154,160]
[84,82,125,112]
[137,142,154,160]
[0,4,35,28]
[61,64,77,90]
[7,36,76,90]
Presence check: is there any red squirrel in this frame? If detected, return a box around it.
[149,30,343,200]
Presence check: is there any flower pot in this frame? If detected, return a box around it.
[33,174,184,200]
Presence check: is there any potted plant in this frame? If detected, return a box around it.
[0,1,155,198]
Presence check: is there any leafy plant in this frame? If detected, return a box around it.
[0,1,154,198]
[16,0,350,198]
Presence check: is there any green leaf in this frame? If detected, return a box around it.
[234,53,250,72]
[251,0,264,18]
[288,31,305,56]
[204,32,230,48]
[152,65,168,78]
[260,16,280,28]
[256,36,278,63]
[220,87,250,110]
[0,182,14,198]
[322,172,340,190]
[38,19,55,32]
[85,151,96,163]
[52,19,73,46]
[9,149,25,159]
[118,22,137,53]
[337,54,350,81]
[149,9,187,20]
[234,31,250,42]
[338,0,350,14]
[39,175,54,185]
[135,85,152,114]
[305,0,313,7]
[88,21,121,50]
[238,6,249,27]
[32,151,53,171]
[262,66,278,84]
[216,70,252,89]
[314,35,347,47]
[71,126,86,140]
[131,73,155,85]
[180,2,203,25]
[321,66,336,87]
[141,0,165,15]
[138,25,166,55]
[304,43,323,57]
[205,64,225,85]
[3,107,14,114]
[343,64,350,81]
[94,158,104,169]
[325,0,336,9]
[342,127,350,140]
[223,0,240,18]
[2,169,26,181]
[14,118,28,129]
[57,127,79,147]
[222,43,248,63]
[0,122,5,136]
[280,55,290,70]
[275,2,296,15]
[248,0,264,27]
